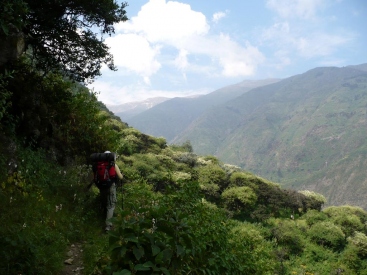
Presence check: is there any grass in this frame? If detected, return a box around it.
[0,145,117,274]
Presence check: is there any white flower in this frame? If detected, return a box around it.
[23,223,26,228]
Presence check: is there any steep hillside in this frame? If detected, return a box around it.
[174,65,367,208]
[125,79,280,141]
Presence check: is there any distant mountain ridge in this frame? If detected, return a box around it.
[124,79,280,140]
[173,63,367,208]
[107,97,169,120]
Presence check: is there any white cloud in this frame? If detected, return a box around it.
[216,34,265,77]
[212,11,227,23]
[105,33,161,80]
[174,49,189,70]
[261,20,353,63]
[116,0,209,43]
[295,33,351,58]
[108,0,264,80]
[266,0,324,19]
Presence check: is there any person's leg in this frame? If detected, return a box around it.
[105,183,117,231]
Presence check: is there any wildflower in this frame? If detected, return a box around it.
[14,164,17,168]
[22,159,24,162]
[23,223,26,228]
[73,194,77,201]
[64,171,66,175]
[10,197,12,203]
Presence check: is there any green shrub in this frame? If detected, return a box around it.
[105,181,278,275]
[308,221,346,250]
[228,171,258,190]
[298,190,326,211]
[228,221,277,274]
[196,164,228,190]
[119,128,167,155]
[347,231,367,258]
[302,209,328,227]
[285,242,342,275]
[271,220,305,256]
[221,186,257,213]
[324,205,367,223]
[340,244,367,274]
[324,205,367,237]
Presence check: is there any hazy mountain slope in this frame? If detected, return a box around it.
[107,97,169,120]
[348,63,367,72]
[125,79,280,141]
[174,65,367,208]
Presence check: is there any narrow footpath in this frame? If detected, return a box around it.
[59,243,84,275]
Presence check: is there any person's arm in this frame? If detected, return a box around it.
[115,164,123,180]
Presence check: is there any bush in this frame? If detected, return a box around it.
[324,205,367,223]
[196,164,228,190]
[271,220,305,256]
[324,205,367,237]
[308,221,346,250]
[347,231,367,258]
[284,242,341,275]
[221,186,257,213]
[228,222,277,274]
[105,181,277,275]
[302,209,328,227]
[119,128,167,155]
[228,171,258,190]
[299,190,326,211]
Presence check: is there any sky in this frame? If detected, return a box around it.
[88,0,367,105]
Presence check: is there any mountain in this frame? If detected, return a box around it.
[124,79,280,141]
[107,97,169,120]
[173,64,367,208]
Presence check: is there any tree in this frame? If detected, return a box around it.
[0,0,128,82]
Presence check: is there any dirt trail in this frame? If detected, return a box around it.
[59,243,84,275]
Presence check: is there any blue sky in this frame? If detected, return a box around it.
[88,0,367,105]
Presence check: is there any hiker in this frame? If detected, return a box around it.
[90,151,123,232]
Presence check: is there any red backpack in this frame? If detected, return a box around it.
[91,153,117,189]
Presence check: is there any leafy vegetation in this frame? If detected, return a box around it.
[1,2,367,274]
[0,0,128,82]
